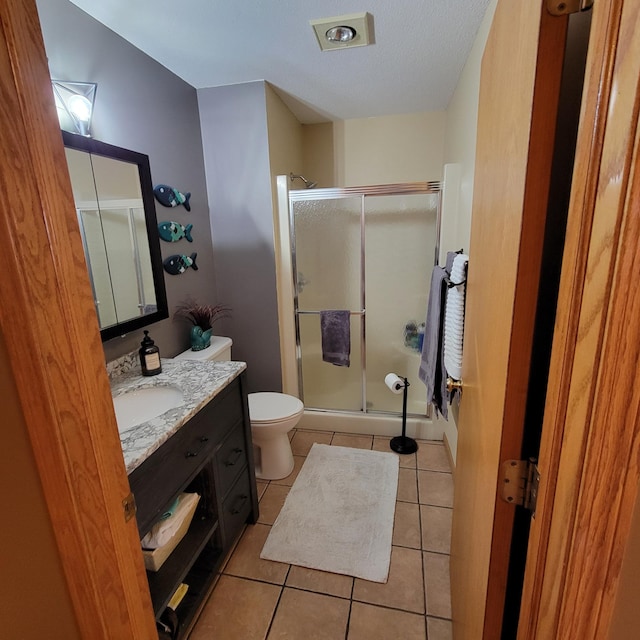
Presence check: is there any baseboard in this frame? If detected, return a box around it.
[443,431,456,478]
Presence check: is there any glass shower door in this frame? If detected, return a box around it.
[289,182,440,417]
[293,197,363,411]
[364,193,439,415]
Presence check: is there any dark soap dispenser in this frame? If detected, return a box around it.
[139,330,162,376]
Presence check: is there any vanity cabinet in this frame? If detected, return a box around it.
[128,372,258,637]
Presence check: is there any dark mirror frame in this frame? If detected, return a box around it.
[62,131,169,341]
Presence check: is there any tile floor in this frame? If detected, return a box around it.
[189,429,453,640]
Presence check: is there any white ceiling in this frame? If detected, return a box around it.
[68,0,491,124]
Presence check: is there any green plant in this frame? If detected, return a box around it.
[174,299,231,331]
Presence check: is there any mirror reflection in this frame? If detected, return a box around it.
[63,133,168,340]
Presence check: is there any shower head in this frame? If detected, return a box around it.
[290,172,317,189]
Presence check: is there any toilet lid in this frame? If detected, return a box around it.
[248,392,303,422]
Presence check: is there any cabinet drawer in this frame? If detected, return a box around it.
[130,413,216,535]
[208,380,245,446]
[217,423,248,500]
[221,471,252,547]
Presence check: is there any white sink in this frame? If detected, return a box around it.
[112,385,184,433]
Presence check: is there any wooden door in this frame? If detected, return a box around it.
[450,2,568,638]
[0,0,156,637]
[518,0,640,637]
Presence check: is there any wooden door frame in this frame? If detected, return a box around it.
[0,1,156,637]
[519,0,640,637]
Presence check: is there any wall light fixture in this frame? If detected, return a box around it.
[52,80,97,137]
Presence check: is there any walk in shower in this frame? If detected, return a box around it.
[275,178,442,436]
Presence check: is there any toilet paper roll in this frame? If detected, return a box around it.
[385,373,405,394]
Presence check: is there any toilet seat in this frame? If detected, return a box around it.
[248,392,304,424]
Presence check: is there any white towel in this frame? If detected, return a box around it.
[443,254,468,381]
[141,493,200,549]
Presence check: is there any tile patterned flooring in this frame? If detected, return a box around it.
[189,429,453,640]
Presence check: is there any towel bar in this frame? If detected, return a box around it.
[296,310,365,315]
[445,276,466,288]
[445,259,468,288]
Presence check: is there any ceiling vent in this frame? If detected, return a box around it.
[310,12,372,51]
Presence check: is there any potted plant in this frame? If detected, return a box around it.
[174,299,231,351]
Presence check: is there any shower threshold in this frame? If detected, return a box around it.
[298,407,445,442]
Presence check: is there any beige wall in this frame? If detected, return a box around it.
[300,111,446,189]
[442,0,497,257]
[265,83,304,215]
[609,484,640,639]
[333,111,446,186]
[296,111,446,188]
[0,331,80,639]
[265,85,304,391]
[439,0,498,463]
[301,122,334,189]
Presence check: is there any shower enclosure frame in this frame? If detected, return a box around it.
[276,176,442,425]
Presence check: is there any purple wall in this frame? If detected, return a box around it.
[37,0,216,361]
[198,82,282,392]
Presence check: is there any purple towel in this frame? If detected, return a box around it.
[418,252,459,419]
[418,267,449,418]
[320,310,351,367]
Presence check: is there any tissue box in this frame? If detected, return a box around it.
[142,493,200,572]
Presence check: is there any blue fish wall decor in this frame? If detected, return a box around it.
[154,184,191,211]
[158,221,193,243]
[163,253,198,275]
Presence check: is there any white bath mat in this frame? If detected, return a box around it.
[260,443,399,583]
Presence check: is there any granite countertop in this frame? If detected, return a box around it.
[110,358,247,474]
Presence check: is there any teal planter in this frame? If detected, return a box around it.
[190,325,213,351]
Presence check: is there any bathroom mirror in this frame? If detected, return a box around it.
[62,131,168,341]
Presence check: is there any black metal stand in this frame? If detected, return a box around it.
[390,377,418,454]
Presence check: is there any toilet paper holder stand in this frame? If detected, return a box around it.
[389,376,418,455]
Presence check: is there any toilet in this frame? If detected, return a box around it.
[247,392,303,480]
[173,337,304,480]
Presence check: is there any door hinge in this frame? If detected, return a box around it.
[122,492,137,523]
[500,458,540,517]
[547,0,594,17]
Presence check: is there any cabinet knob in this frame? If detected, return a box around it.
[185,436,209,458]
[230,494,249,515]
[224,447,244,467]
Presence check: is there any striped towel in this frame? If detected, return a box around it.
[443,254,468,381]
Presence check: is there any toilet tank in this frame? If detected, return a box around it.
[173,336,232,362]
